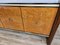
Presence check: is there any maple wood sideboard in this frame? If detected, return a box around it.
[0,4,59,45]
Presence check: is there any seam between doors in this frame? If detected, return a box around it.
[19,7,25,32]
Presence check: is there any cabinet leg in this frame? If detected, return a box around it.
[46,7,60,45]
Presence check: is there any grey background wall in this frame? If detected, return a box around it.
[0,0,59,3]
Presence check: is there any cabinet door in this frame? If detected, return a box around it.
[0,7,23,31]
[21,7,58,36]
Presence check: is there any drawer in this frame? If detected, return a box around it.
[0,7,23,31]
[21,7,58,35]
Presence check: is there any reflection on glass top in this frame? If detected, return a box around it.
[0,0,59,3]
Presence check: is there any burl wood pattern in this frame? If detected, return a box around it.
[0,7,23,31]
[21,7,58,35]
[0,20,3,28]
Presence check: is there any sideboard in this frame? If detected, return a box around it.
[0,4,59,45]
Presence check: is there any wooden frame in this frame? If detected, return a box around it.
[46,6,60,45]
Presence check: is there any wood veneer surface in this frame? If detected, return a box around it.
[0,20,3,28]
[0,7,23,31]
[0,7,58,36]
[21,7,58,35]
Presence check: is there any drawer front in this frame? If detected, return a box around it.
[21,7,58,35]
[0,7,23,31]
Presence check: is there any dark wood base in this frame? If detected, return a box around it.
[46,7,60,45]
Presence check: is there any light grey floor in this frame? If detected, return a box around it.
[0,25,60,45]
[51,25,60,45]
[0,29,46,45]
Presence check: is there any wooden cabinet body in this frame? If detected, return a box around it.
[0,7,58,36]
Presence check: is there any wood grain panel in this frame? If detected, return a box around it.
[0,19,3,28]
[21,7,58,35]
[0,7,23,31]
